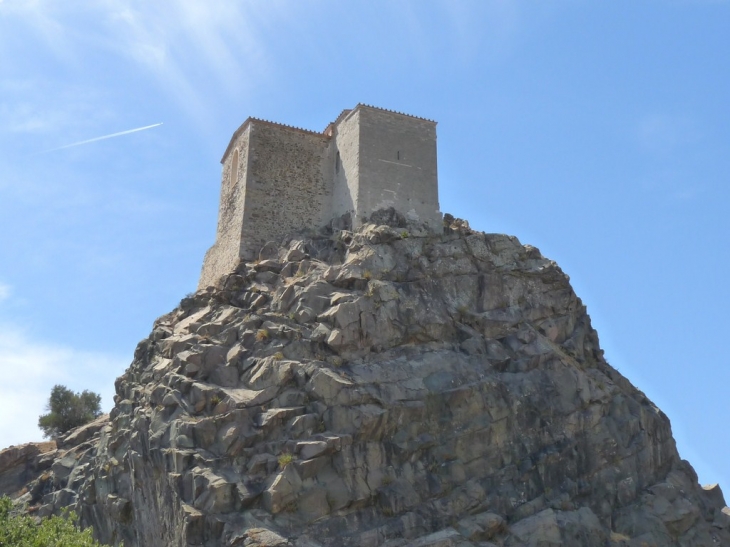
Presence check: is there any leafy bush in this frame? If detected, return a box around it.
[277,452,294,468]
[0,496,107,546]
[38,385,101,439]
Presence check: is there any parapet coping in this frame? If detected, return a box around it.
[355,103,437,124]
[324,109,354,134]
[221,117,328,164]
[222,104,437,163]
[324,104,436,133]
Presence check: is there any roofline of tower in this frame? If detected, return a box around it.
[353,103,437,124]
[222,105,437,164]
[322,104,436,133]
[220,117,329,164]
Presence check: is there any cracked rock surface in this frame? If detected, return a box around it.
[2,219,728,546]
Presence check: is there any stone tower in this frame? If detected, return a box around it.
[199,104,441,289]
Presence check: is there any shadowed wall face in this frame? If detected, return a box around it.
[199,126,251,289]
[331,110,360,223]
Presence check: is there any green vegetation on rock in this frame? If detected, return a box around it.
[0,496,107,546]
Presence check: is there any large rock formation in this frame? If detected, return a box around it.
[2,216,729,546]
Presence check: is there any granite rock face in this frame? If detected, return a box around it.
[2,219,729,546]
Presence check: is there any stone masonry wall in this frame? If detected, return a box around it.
[330,109,360,223]
[355,107,440,229]
[240,123,332,259]
[199,125,251,289]
[199,105,442,289]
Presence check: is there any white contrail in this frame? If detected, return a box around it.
[38,123,163,154]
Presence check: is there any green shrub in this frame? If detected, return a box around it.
[277,452,294,468]
[0,496,108,546]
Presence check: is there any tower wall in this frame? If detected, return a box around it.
[330,109,360,224]
[355,107,440,229]
[199,105,441,289]
[239,123,332,260]
[199,125,251,289]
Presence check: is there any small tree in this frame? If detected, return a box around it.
[38,385,102,439]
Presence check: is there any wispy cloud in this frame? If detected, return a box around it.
[437,0,521,64]
[0,2,277,135]
[95,1,274,130]
[0,283,10,302]
[0,2,85,70]
[636,114,701,155]
[0,82,111,138]
[671,188,699,201]
[633,114,705,201]
[0,325,127,449]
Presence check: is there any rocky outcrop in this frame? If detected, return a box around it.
[3,219,729,546]
[0,440,56,501]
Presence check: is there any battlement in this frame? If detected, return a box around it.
[199,104,442,289]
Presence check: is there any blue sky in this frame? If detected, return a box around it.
[1,1,728,493]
